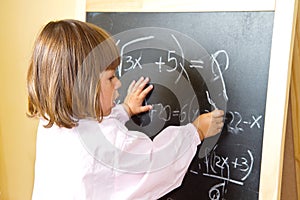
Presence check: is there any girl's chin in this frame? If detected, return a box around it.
[103,110,111,117]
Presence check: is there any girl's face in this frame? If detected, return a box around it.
[100,69,121,116]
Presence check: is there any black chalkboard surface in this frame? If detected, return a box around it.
[87,12,274,200]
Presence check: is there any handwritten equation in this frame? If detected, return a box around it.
[189,146,254,200]
[136,101,263,135]
[116,34,228,88]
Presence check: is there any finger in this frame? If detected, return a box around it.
[209,119,223,127]
[135,77,150,94]
[139,105,153,113]
[127,80,136,93]
[217,122,224,128]
[212,109,224,117]
[140,84,153,98]
[214,117,224,123]
[132,77,144,91]
[212,110,224,117]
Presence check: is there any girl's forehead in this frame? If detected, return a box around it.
[106,69,115,73]
[101,69,115,75]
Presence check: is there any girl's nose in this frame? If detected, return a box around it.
[114,77,122,89]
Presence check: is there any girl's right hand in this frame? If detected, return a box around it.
[192,110,225,141]
[123,77,153,117]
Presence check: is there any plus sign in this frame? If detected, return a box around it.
[155,56,165,72]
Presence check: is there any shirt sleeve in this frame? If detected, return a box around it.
[127,123,201,200]
[100,116,201,200]
[108,104,130,124]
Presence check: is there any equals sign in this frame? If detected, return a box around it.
[172,110,180,117]
[190,60,204,68]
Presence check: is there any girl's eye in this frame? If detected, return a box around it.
[109,75,115,81]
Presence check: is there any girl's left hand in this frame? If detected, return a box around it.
[123,77,153,117]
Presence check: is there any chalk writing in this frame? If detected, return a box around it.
[167,50,178,71]
[211,50,229,82]
[227,111,263,134]
[155,57,165,73]
[206,91,218,110]
[191,146,255,200]
[124,55,142,71]
[146,95,200,125]
[116,35,228,86]
[209,182,226,200]
[189,170,199,175]
[118,35,155,77]
[190,59,204,68]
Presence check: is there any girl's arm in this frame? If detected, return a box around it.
[106,121,200,200]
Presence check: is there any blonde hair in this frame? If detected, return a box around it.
[27,19,120,128]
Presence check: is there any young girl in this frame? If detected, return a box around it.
[27,19,224,200]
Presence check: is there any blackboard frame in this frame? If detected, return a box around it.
[76,0,298,199]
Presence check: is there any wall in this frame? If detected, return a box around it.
[281,1,299,199]
[290,0,300,196]
[0,1,79,199]
[281,99,298,200]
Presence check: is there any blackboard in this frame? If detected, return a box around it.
[87,12,274,200]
